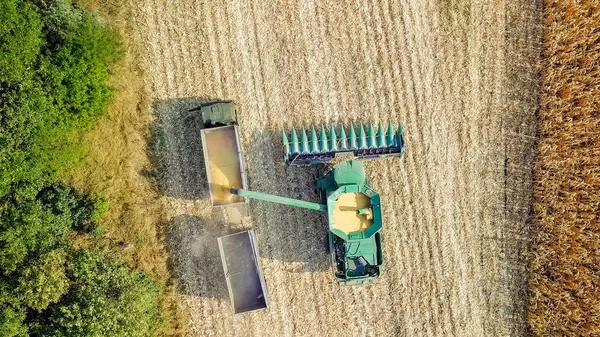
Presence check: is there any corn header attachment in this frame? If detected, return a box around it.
[282,121,405,166]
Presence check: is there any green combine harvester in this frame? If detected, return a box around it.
[231,160,384,284]
[198,101,404,292]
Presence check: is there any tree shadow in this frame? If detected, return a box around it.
[152,100,333,290]
[148,97,213,200]
[241,128,332,273]
[164,214,237,299]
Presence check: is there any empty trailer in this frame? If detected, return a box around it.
[217,230,268,314]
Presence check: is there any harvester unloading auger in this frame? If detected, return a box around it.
[198,101,404,299]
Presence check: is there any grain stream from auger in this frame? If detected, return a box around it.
[131,0,540,336]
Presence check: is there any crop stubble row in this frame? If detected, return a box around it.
[131,0,540,336]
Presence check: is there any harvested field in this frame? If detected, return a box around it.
[130,0,541,336]
[529,1,600,336]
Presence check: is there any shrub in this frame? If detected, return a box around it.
[38,184,106,237]
[0,0,120,197]
[16,249,69,311]
[33,250,163,337]
[37,0,120,131]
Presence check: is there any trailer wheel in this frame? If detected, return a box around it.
[324,234,330,253]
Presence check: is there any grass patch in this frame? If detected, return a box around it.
[64,0,189,335]
[529,1,600,335]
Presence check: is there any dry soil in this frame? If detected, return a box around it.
[130,0,541,336]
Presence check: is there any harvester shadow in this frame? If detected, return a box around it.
[148,97,216,200]
[164,214,235,299]
[242,128,331,273]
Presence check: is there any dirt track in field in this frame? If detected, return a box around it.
[131,1,541,336]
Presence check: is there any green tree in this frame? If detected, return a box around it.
[34,250,163,337]
[0,0,42,84]
[0,1,162,335]
[0,283,28,337]
[0,0,120,197]
[0,195,70,275]
[16,249,69,311]
[0,0,46,197]
[0,184,110,335]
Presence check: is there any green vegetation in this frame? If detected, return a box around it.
[0,0,119,197]
[32,250,163,337]
[0,0,163,336]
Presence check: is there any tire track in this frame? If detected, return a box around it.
[169,0,194,96]
[429,5,464,334]
[392,0,447,335]
[375,1,417,333]
[143,0,170,97]
[353,3,400,331]
[246,3,323,335]
[434,2,489,334]
[444,19,475,334]
[428,27,463,337]
[155,0,180,97]
[347,4,382,330]
[222,0,244,101]
[201,0,224,98]
[304,6,359,332]
[245,2,308,334]
[380,0,433,333]
[430,40,463,337]
[192,0,214,96]
[305,6,342,332]
[229,2,287,335]
[326,3,353,121]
